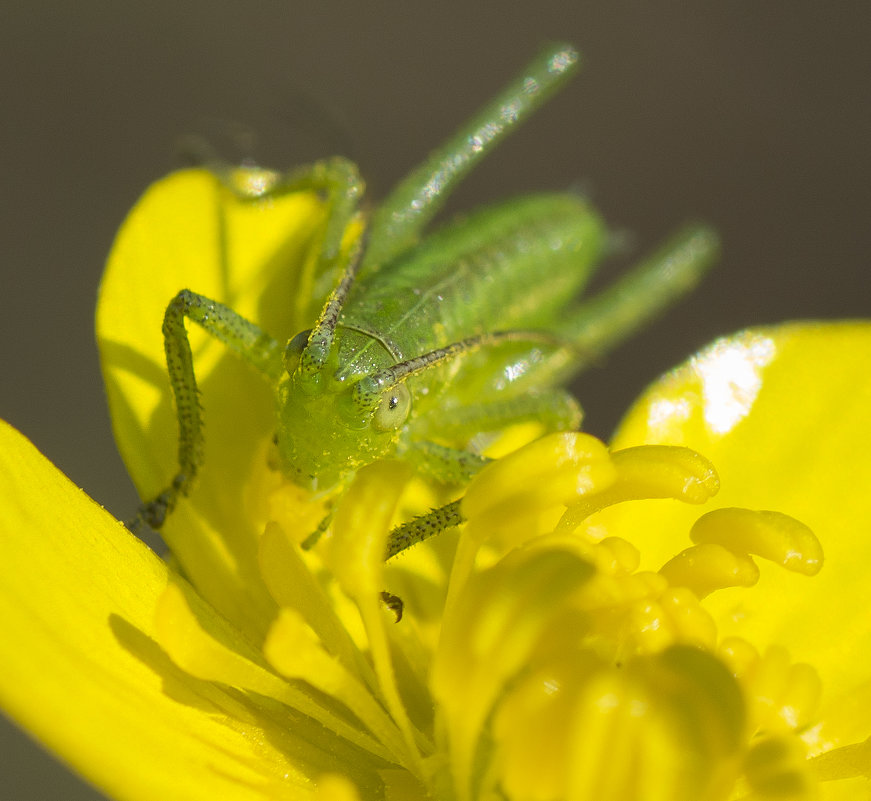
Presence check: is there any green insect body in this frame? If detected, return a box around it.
[277,193,603,492]
[142,44,719,555]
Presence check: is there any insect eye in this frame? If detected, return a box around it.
[284,328,312,374]
[372,383,411,431]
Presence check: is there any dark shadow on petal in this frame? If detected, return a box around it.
[108,613,233,714]
[108,612,392,795]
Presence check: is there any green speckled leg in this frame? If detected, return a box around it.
[387,389,584,557]
[385,500,465,561]
[259,158,365,279]
[437,390,583,439]
[561,224,720,357]
[134,290,282,530]
[405,442,491,485]
[364,45,580,270]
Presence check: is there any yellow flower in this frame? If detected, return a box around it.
[1,169,870,800]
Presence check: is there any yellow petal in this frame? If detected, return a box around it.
[323,461,425,775]
[97,169,327,636]
[0,420,371,800]
[154,582,393,765]
[602,322,871,742]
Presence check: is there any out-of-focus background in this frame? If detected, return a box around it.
[1,4,869,798]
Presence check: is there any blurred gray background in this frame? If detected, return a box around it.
[1,3,869,799]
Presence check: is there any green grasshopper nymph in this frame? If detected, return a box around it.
[139,44,719,558]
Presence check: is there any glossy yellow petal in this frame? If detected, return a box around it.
[0,420,368,801]
[97,169,327,636]
[601,321,871,743]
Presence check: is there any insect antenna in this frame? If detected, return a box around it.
[297,228,369,387]
[352,330,563,412]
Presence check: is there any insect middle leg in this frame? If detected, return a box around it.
[259,158,364,276]
[407,388,582,478]
[437,390,583,442]
[135,290,283,529]
[388,389,583,556]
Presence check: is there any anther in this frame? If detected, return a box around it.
[690,508,822,576]
[557,445,719,532]
[659,542,760,598]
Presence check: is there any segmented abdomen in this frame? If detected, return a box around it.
[338,193,605,377]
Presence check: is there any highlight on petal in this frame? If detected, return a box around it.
[0,420,353,801]
[601,322,871,747]
[97,169,329,636]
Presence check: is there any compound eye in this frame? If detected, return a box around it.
[284,328,312,373]
[372,383,411,431]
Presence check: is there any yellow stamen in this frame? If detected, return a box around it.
[628,587,717,652]
[447,432,617,620]
[659,542,760,598]
[690,508,823,575]
[432,545,597,801]
[462,432,617,535]
[557,445,719,532]
[492,646,746,801]
[744,734,817,800]
[720,640,822,735]
[595,536,641,574]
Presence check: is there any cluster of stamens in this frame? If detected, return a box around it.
[153,432,825,801]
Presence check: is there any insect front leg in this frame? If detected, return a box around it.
[385,500,465,561]
[211,157,367,328]
[135,290,283,529]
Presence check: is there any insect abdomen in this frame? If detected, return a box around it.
[341,194,606,367]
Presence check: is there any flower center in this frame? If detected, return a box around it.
[153,432,825,801]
